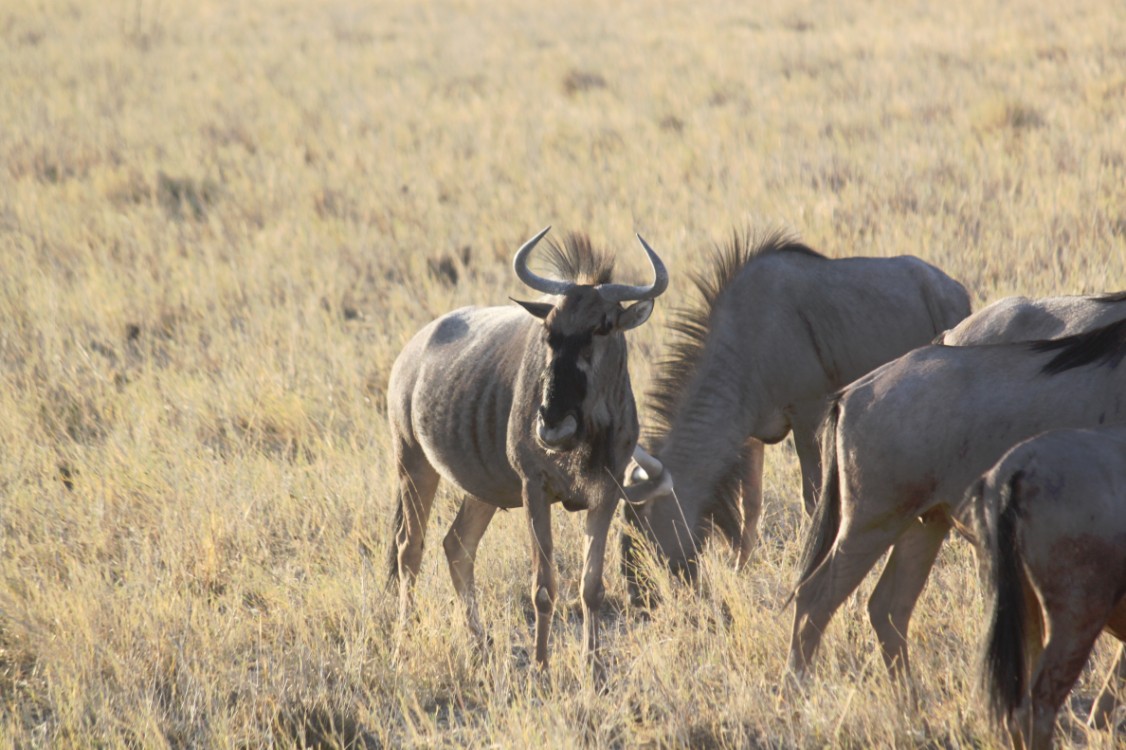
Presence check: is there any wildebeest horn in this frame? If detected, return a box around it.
[622,445,673,505]
[631,445,665,479]
[513,226,576,296]
[595,234,669,303]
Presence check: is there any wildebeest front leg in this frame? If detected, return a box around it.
[735,438,765,570]
[1089,642,1125,728]
[581,496,618,683]
[524,485,556,670]
[792,422,822,516]
[443,496,498,652]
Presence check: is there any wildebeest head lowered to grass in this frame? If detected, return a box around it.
[788,316,1126,690]
[620,230,970,590]
[968,426,1126,750]
[386,226,667,679]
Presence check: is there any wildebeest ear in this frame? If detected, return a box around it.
[511,298,554,320]
[613,299,654,332]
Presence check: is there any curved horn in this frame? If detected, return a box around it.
[513,226,574,296]
[631,445,665,479]
[623,466,674,506]
[596,234,669,303]
[622,445,673,505]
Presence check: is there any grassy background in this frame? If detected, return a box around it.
[2,0,1125,746]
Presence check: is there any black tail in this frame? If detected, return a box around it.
[794,398,843,592]
[386,494,404,591]
[983,470,1028,725]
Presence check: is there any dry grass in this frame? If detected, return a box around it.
[2,0,1125,746]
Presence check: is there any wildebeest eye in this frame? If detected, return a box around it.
[579,342,593,363]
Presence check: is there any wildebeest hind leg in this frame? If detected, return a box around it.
[392,444,439,632]
[1026,615,1104,750]
[443,496,498,653]
[788,523,902,678]
[866,514,951,688]
[1089,642,1125,729]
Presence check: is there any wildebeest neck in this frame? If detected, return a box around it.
[652,346,760,542]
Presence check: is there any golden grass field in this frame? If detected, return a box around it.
[2,0,1125,746]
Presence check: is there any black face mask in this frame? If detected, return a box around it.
[539,332,592,429]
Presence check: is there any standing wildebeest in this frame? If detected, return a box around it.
[971,427,1126,750]
[789,317,1126,687]
[621,230,970,582]
[387,227,667,677]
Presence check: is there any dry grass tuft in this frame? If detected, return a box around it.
[563,70,609,96]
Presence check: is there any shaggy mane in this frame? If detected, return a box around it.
[646,228,822,541]
[1034,317,1126,374]
[538,233,615,285]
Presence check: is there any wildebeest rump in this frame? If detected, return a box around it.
[970,427,1126,750]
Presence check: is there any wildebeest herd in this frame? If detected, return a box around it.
[388,227,1126,749]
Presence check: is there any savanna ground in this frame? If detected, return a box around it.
[2,0,1125,746]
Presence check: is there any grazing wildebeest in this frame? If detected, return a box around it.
[620,230,970,584]
[788,318,1126,686]
[942,290,1126,346]
[387,227,667,678]
[970,427,1126,750]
